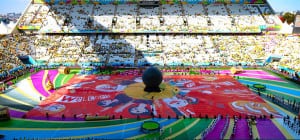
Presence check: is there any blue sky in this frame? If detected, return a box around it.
[0,0,299,14]
[268,0,300,12]
[0,0,30,14]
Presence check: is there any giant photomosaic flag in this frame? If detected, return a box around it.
[26,74,280,119]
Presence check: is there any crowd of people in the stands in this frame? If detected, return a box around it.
[0,34,35,80]
[1,33,299,80]
[0,2,299,84]
[16,3,281,33]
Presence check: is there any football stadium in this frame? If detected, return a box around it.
[0,0,300,139]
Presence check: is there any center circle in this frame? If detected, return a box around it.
[124,82,179,100]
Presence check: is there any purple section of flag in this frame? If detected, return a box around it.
[205,119,227,140]
[30,70,59,97]
[231,119,251,140]
[9,109,26,118]
[256,119,286,140]
[30,70,49,97]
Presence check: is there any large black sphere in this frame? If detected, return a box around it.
[142,67,163,92]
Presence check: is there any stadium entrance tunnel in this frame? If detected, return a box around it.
[18,55,36,65]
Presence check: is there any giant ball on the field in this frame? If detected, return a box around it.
[142,67,163,92]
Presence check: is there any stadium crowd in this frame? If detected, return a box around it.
[15,3,281,33]
[0,3,299,81]
[1,33,299,79]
